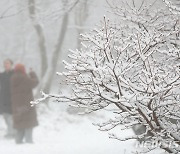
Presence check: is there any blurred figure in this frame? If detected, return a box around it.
[0,59,14,138]
[10,63,38,144]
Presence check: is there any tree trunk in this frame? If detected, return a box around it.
[28,0,48,78]
[43,12,69,93]
[75,0,88,50]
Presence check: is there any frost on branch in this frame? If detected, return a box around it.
[30,91,50,106]
[56,0,180,153]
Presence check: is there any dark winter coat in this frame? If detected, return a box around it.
[0,70,14,114]
[10,71,39,129]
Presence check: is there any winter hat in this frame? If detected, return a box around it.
[14,63,26,74]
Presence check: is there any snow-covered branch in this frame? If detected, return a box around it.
[35,0,180,153]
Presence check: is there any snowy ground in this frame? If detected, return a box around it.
[0,102,162,154]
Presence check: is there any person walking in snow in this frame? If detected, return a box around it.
[0,59,15,138]
[10,63,38,144]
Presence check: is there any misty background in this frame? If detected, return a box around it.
[0,0,178,154]
[0,0,110,94]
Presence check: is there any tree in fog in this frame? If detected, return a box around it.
[34,0,180,153]
[27,0,80,94]
[28,0,93,94]
[0,0,86,94]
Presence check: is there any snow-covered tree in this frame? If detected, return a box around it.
[34,0,180,153]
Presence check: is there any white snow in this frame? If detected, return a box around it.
[0,102,136,154]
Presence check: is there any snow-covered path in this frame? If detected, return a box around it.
[0,103,135,154]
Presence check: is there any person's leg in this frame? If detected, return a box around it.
[25,128,33,143]
[3,113,14,137]
[15,129,25,144]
